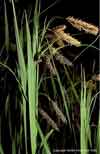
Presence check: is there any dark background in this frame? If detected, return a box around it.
[41,0,99,24]
[3,0,98,24]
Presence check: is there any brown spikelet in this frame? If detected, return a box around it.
[52,25,67,32]
[66,16,99,35]
[47,25,66,47]
[47,32,64,47]
[51,101,67,124]
[39,108,59,131]
[51,35,65,47]
[56,31,81,47]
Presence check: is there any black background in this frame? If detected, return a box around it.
[40,0,99,24]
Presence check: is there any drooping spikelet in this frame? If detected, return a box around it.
[39,108,59,131]
[66,16,99,35]
[47,25,66,47]
[51,101,67,124]
[56,31,81,47]
[48,24,81,47]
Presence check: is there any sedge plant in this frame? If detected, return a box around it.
[0,0,99,153]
